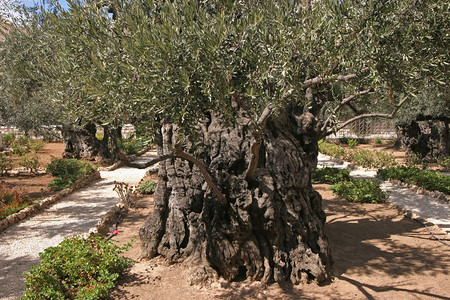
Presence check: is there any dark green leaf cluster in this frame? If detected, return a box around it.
[330,179,388,204]
[312,167,351,184]
[21,235,132,300]
[117,138,148,155]
[378,166,450,195]
[46,158,95,190]
[137,180,157,194]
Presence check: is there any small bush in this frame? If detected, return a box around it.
[46,158,95,191]
[0,182,32,220]
[30,139,46,153]
[2,133,16,146]
[22,235,132,300]
[437,156,450,169]
[330,179,388,203]
[378,166,450,195]
[137,180,157,194]
[312,167,351,184]
[19,154,40,174]
[118,138,147,155]
[0,153,13,176]
[374,137,383,144]
[347,138,358,149]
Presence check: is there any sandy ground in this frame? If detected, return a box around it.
[110,184,450,300]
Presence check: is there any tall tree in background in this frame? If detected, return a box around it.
[0,0,447,284]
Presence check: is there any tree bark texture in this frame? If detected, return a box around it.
[62,123,109,161]
[139,109,332,284]
[398,120,450,162]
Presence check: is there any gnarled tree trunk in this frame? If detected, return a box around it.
[62,122,109,161]
[140,108,332,284]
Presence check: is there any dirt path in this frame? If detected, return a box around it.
[0,151,157,300]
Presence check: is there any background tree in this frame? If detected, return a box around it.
[1,0,447,284]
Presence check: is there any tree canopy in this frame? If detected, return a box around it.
[1,0,447,140]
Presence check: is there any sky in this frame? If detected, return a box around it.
[20,0,69,10]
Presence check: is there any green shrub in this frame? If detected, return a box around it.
[374,137,383,144]
[137,180,157,194]
[19,154,40,174]
[312,167,351,184]
[30,139,46,153]
[2,133,16,146]
[437,156,450,169]
[330,179,388,203]
[0,153,13,176]
[0,182,32,220]
[318,140,397,169]
[378,166,450,195]
[22,235,132,300]
[118,138,148,155]
[347,138,358,149]
[46,158,95,191]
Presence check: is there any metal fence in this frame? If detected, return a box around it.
[328,119,397,139]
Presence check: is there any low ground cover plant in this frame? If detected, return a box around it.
[312,167,351,184]
[46,158,95,191]
[330,179,388,203]
[118,138,149,155]
[22,235,132,300]
[2,133,16,146]
[0,182,33,220]
[19,154,40,175]
[318,140,397,169]
[378,166,450,195]
[137,180,157,194]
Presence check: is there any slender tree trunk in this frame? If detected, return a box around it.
[140,109,332,284]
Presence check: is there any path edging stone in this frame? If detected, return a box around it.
[0,171,101,232]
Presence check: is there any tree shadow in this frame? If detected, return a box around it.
[0,253,40,299]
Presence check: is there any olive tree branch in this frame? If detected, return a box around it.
[321,88,373,132]
[322,95,409,137]
[302,67,369,89]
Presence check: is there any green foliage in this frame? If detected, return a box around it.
[2,133,16,146]
[347,138,358,149]
[46,158,94,191]
[19,153,40,174]
[374,137,383,144]
[22,235,132,300]
[137,180,157,195]
[0,182,32,220]
[330,179,388,204]
[378,166,450,195]
[437,156,450,169]
[319,140,397,169]
[312,167,351,184]
[117,138,147,155]
[0,152,13,176]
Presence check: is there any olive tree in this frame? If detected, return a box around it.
[2,0,448,284]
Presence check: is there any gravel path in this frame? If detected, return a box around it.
[0,150,157,300]
[318,153,450,235]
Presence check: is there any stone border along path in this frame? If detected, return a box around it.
[0,150,158,300]
[317,153,450,236]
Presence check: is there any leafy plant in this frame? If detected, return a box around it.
[347,138,358,149]
[2,133,16,146]
[22,235,132,300]
[0,153,13,176]
[46,158,95,191]
[0,182,32,220]
[374,137,383,144]
[378,166,450,195]
[19,154,40,174]
[137,180,157,195]
[437,156,450,169]
[312,167,351,184]
[330,179,388,204]
[117,138,148,155]
[29,139,46,153]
